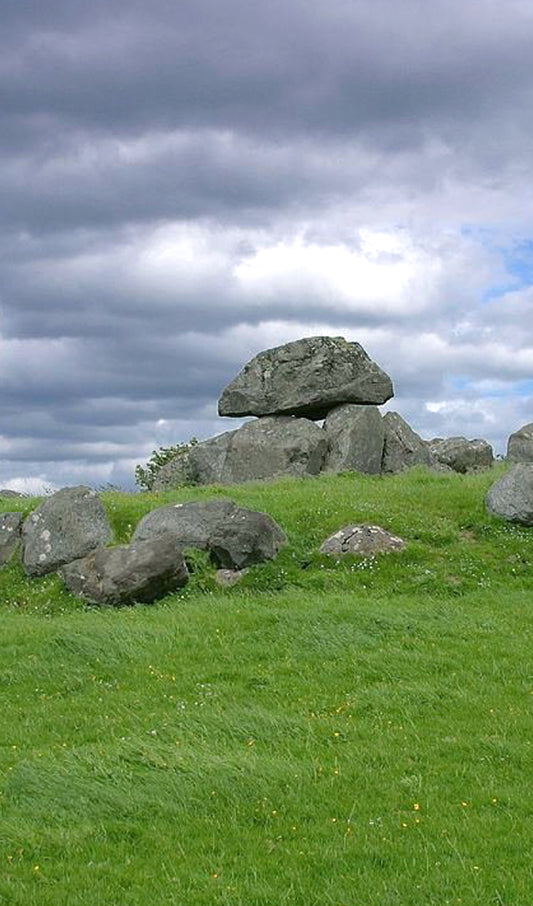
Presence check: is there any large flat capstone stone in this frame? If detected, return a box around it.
[22,486,114,577]
[218,336,393,420]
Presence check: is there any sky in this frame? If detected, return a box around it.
[1,0,532,493]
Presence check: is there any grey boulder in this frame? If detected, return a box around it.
[187,429,238,485]
[213,417,327,483]
[507,422,533,463]
[486,464,533,526]
[22,486,113,577]
[381,412,432,473]
[320,524,406,556]
[134,499,286,569]
[152,447,197,491]
[218,336,393,420]
[60,533,189,605]
[0,512,23,567]
[429,437,493,473]
[323,404,384,474]
[159,418,327,487]
[134,499,236,549]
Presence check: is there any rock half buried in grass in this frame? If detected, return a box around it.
[22,486,113,577]
[0,512,23,567]
[486,464,533,526]
[60,533,189,605]
[218,336,393,420]
[134,499,286,569]
[319,524,406,556]
[215,568,248,587]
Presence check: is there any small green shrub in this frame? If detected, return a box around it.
[134,438,198,491]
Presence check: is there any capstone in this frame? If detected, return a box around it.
[218,336,393,419]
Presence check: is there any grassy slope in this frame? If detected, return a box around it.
[0,466,532,905]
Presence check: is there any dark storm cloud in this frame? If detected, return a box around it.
[3,0,533,140]
[1,0,533,490]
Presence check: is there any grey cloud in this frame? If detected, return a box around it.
[3,1,533,140]
[1,0,532,489]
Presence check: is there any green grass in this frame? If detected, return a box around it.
[0,466,532,904]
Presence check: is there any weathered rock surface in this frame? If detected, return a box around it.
[134,499,286,568]
[0,512,23,567]
[486,464,533,525]
[319,524,406,556]
[507,422,533,463]
[22,486,113,577]
[381,412,433,473]
[155,418,328,489]
[134,500,236,549]
[0,489,25,498]
[60,533,189,605]
[152,448,196,491]
[429,437,493,473]
[213,417,327,484]
[218,336,394,420]
[208,508,286,569]
[323,404,384,475]
[215,568,248,587]
[187,430,238,485]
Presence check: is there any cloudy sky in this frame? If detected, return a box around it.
[2,0,532,492]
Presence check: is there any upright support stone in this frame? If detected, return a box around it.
[323,404,384,474]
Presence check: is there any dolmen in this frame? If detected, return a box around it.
[153,335,495,489]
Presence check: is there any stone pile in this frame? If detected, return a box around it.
[154,335,496,489]
[0,487,286,606]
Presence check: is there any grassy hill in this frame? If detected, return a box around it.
[0,466,532,905]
